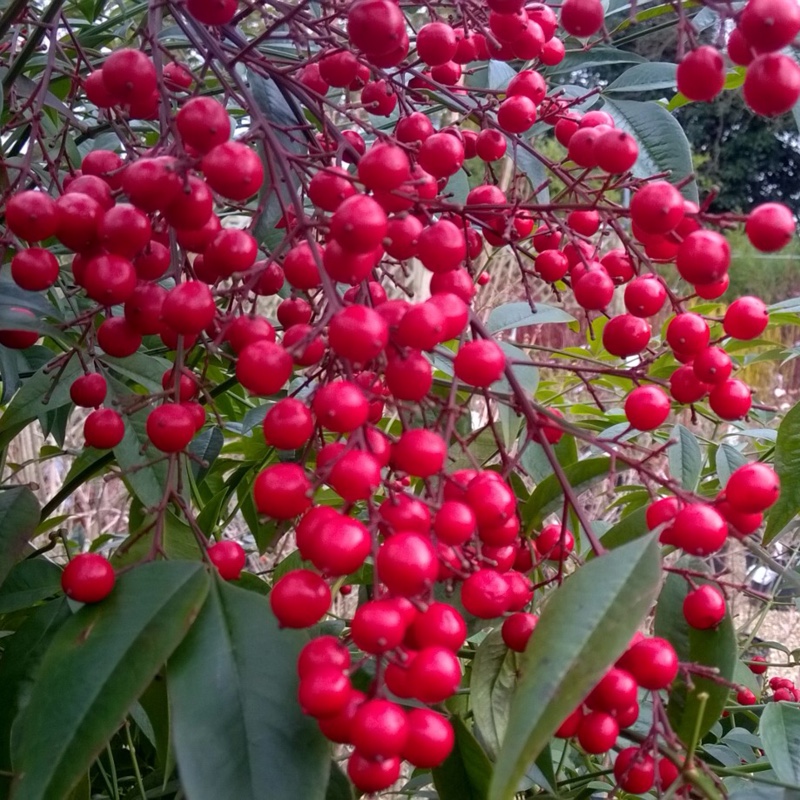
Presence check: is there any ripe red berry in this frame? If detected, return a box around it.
[724,296,768,340]
[454,340,505,387]
[351,599,408,654]
[692,347,733,384]
[683,584,726,629]
[351,700,408,758]
[208,540,246,580]
[623,636,678,689]
[237,340,293,396]
[408,645,462,703]
[725,462,780,513]
[70,373,108,408]
[330,194,388,253]
[624,385,670,431]
[298,665,350,717]
[666,313,710,355]
[502,612,538,652]
[676,46,724,102]
[577,711,619,754]
[739,0,800,52]
[560,0,604,36]
[176,96,231,153]
[676,230,730,286]
[201,142,264,200]
[61,553,115,603]
[535,523,574,560]
[743,53,800,116]
[614,748,655,794]
[602,315,651,357]
[630,181,684,234]
[146,404,196,453]
[377,532,438,597]
[573,268,615,310]
[11,247,60,291]
[402,709,454,768]
[263,398,313,450]
[746,203,795,252]
[346,754,400,794]
[588,667,638,713]
[253,463,311,519]
[461,569,510,618]
[670,503,727,556]
[497,95,537,133]
[102,48,156,102]
[162,281,216,335]
[709,378,752,421]
[312,381,369,432]
[392,429,446,478]
[270,569,330,628]
[748,655,768,675]
[84,408,125,449]
[408,603,467,652]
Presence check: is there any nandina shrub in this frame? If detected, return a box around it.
[0,0,800,798]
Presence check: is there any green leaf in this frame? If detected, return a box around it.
[760,703,800,785]
[523,457,623,528]
[0,487,41,590]
[325,763,354,800]
[471,629,520,758]
[168,577,330,800]
[488,60,517,91]
[445,169,470,204]
[765,400,800,544]
[715,443,747,488]
[189,426,224,482]
[489,534,662,800]
[544,46,646,75]
[486,303,575,333]
[492,343,539,399]
[654,558,737,746]
[433,717,492,800]
[0,557,61,614]
[0,358,82,449]
[11,561,210,800]
[0,599,72,798]
[597,505,649,553]
[668,424,703,491]
[605,62,677,93]
[602,97,697,202]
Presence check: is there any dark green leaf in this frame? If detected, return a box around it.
[605,62,677,93]
[0,358,82,449]
[0,557,61,614]
[189,426,224,483]
[325,763,354,800]
[597,506,649,553]
[523,457,623,528]
[489,534,662,800]
[11,561,210,800]
[765,400,800,544]
[433,717,492,800]
[0,346,21,404]
[654,558,737,746]
[169,578,329,800]
[488,60,517,91]
[0,487,40,590]
[486,303,575,333]
[760,703,800,785]
[0,599,72,799]
[471,630,520,757]
[602,98,697,202]
[544,47,646,75]
[492,343,539,399]
[668,424,703,491]
[715,443,747,488]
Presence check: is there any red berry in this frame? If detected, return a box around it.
[208,540,246,580]
[624,385,670,431]
[725,463,780,513]
[746,203,795,252]
[743,53,800,116]
[298,666,350,717]
[630,181,684,234]
[677,46,724,101]
[560,0,604,36]
[177,97,231,153]
[351,700,408,758]
[102,48,156,102]
[614,748,655,794]
[670,503,727,556]
[84,408,125,449]
[146,404,196,452]
[623,637,678,689]
[263,398,313,450]
[740,0,800,52]
[693,347,733,384]
[270,569,330,628]
[392,429,446,478]
[201,142,264,200]
[454,340,505,387]
[724,296,768,340]
[313,381,369,432]
[70,374,108,408]
[577,711,619,754]
[408,645,462,702]
[377,532,438,597]
[237,340,293,396]
[535,523,574,561]
[61,553,115,603]
[709,379,752,421]
[502,612,538,652]
[253,463,311,519]
[683,584,726,629]
[667,313,710,355]
[402,709,454,768]
[351,599,407,654]
[6,191,59,242]
[602,315,651,358]
[346,753,400,794]
[461,569,510,618]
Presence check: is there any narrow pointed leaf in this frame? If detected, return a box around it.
[433,717,492,800]
[489,534,662,800]
[11,562,210,800]
[0,486,40,589]
[765,400,800,544]
[760,704,800,785]
[668,424,703,491]
[487,302,575,333]
[654,558,737,745]
[168,578,329,800]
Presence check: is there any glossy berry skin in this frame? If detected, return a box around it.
[454,340,505,387]
[262,397,313,450]
[313,381,369,432]
[740,0,800,51]
[693,347,732,384]
[724,463,780,513]
[408,646,462,703]
[201,142,264,200]
[6,191,59,242]
[746,203,795,252]
[670,503,728,556]
[61,553,115,603]
[346,754,400,794]
[709,379,752,421]
[237,341,293,397]
[577,711,619,754]
[298,666,350,717]
[298,636,350,680]
[614,748,655,794]
[70,373,108,408]
[270,569,330,628]
[676,46,724,102]
[351,599,407,654]
[502,612,538,652]
[743,53,800,117]
[146,404,196,453]
[624,385,670,431]
[253,463,311,519]
[11,248,60,291]
[748,655,768,675]
[724,296,768,340]
[602,315,651,357]
[630,181,684,234]
[536,524,574,561]
[402,709,454,768]
[623,637,678,689]
[377,532,438,597]
[351,700,408,758]
[84,408,125,449]
[666,313,710,355]
[208,540,246,580]
[560,0,604,36]
[461,569,510,618]
[624,275,666,318]
[409,603,467,652]
[683,584,726,630]
[162,281,217,335]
